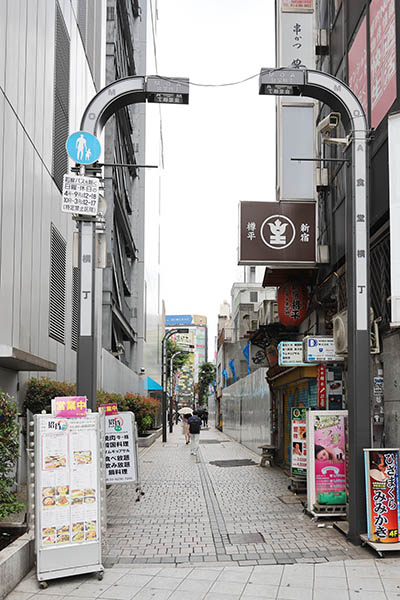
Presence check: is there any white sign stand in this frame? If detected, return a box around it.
[34,413,104,588]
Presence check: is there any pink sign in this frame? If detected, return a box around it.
[370,0,396,129]
[314,414,346,504]
[99,403,118,415]
[348,17,368,120]
[282,0,313,9]
[53,396,87,418]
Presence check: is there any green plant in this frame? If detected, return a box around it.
[24,377,76,414]
[124,393,160,435]
[96,390,124,410]
[198,362,216,405]
[0,393,24,520]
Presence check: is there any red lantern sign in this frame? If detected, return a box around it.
[277,281,309,327]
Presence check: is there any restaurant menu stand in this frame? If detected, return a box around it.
[34,412,105,588]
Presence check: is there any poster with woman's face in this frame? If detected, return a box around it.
[314,415,346,503]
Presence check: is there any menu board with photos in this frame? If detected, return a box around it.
[37,415,100,549]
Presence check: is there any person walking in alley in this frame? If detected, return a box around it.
[182,413,190,444]
[188,410,202,456]
[202,408,209,427]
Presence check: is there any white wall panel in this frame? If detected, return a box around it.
[19,138,34,350]
[16,0,27,120]
[24,0,38,145]
[0,1,6,89]
[4,0,20,111]
[42,2,55,171]
[35,0,46,160]
[11,123,25,348]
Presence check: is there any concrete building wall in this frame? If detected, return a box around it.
[0,0,106,402]
[221,368,272,454]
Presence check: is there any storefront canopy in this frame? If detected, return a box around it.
[146,376,162,391]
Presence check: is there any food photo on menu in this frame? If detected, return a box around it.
[73,450,92,465]
[44,455,67,470]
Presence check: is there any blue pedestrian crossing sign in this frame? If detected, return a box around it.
[66,131,101,165]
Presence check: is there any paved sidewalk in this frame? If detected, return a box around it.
[103,423,371,566]
[8,558,400,599]
[5,422,400,599]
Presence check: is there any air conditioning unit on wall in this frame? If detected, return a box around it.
[332,308,381,355]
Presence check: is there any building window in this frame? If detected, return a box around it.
[52,3,70,192]
[49,224,66,344]
[250,291,258,303]
[71,267,79,350]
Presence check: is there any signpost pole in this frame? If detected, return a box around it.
[70,77,189,414]
[259,67,370,544]
[161,328,189,443]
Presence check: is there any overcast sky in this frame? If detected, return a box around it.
[148,0,276,358]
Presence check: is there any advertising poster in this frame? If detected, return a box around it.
[38,415,99,549]
[104,412,138,484]
[291,408,307,477]
[314,414,346,504]
[364,449,400,543]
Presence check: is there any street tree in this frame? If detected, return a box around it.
[198,362,216,406]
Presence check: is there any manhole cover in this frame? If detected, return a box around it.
[278,495,302,504]
[228,532,265,544]
[208,459,257,467]
[200,440,222,444]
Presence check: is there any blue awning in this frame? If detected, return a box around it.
[146,376,162,391]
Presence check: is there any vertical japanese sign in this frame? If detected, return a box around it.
[37,415,99,548]
[291,407,307,477]
[348,17,368,119]
[364,449,400,543]
[104,412,137,484]
[370,0,396,129]
[314,414,346,504]
[317,365,326,409]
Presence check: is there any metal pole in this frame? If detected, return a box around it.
[169,351,190,433]
[76,165,98,411]
[161,328,189,442]
[259,68,371,544]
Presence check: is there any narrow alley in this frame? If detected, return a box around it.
[9,423,400,600]
[103,423,368,567]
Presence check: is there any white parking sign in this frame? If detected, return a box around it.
[62,174,99,216]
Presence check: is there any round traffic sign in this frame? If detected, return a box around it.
[66,131,101,165]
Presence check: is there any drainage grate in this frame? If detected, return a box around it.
[228,532,265,544]
[208,459,257,468]
[200,440,223,444]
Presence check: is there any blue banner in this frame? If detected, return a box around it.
[228,359,237,382]
[242,343,251,374]
[222,369,228,388]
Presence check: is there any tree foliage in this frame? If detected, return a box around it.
[0,393,24,520]
[198,362,216,406]
[166,339,191,378]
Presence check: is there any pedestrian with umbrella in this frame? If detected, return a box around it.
[178,407,192,444]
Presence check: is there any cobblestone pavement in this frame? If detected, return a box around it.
[103,422,373,567]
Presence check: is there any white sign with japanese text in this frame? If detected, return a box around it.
[278,341,307,366]
[104,412,138,484]
[303,336,344,363]
[62,174,99,216]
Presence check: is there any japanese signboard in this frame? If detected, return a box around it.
[303,336,344,363]
[317,365,326,409]
[34,413,103,582]
[52,397,87,418]
[277,281,309,326]
[282,0,313,10]
[104,412,138,484]
[278,341,307,366]
[327,366,345,410]
[364,448,400,543]
[291,407,307,477]
[99,403,118,416]
[306,410,348,513]
[281,12,314,69]
[370,0,396,129]
[348,17,368,119]
[62,174,99,216]
[239,201,316,265]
